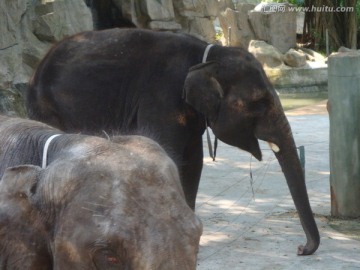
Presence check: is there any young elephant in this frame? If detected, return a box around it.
[0,115,202,269]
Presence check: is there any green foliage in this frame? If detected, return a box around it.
[286,0,305,6]
[268,0,304,6]
[215,30,224,41]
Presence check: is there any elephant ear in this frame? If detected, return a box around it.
[183,62,223,121]
[0,165,42,200]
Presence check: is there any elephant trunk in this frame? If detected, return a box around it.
[257,115,320,255]
[255,111,320,255]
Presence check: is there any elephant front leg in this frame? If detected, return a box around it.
[180,136,204,210]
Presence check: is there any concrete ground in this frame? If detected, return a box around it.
[196,101,360,269]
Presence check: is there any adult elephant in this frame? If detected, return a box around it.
[27,28,319,255]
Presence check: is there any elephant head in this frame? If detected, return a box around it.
[0,136,202,269]
[183,48,320,255]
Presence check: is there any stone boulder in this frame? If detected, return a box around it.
[173,0,218,42]
[112,0,181,30]
[248,3,296,53]
[0,0,92,116]
[248,40,284,69]
[110,0,218,41]
[284,49,307,67]
[238,0,261,4]
[299,48,327,63]
[174,0,218,18]
[186,17,216,42]
[219,0,235,11]
[142,0,176,21]
[218,4,255,48]
[338,46,353,53]
[33,1,93,42]
[265,65,328,94]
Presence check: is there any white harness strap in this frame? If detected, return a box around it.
[202,44,214,63]
[202,44,217,161]
[42,134,61,169]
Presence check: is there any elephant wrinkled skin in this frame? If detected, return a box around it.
[0,115,202,269]
[26,28,320,255]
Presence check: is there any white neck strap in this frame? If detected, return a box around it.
[202,44,214,63]
[202,44,216,161]
[42,134,61,169]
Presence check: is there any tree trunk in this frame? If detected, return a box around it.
[302,0,357,50]
[344,0,357,49]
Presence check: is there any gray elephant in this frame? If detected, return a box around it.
[26,28,319,255]
[0,115,202,269]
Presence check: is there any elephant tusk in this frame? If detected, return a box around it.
[268,142,280,153]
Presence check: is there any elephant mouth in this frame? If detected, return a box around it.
[247,139,280,161]
[243,136,262,161]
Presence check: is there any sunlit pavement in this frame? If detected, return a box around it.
[196,101,360,269]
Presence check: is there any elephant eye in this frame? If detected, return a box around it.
[248,98,269,114]
[106,254,120,264]
[93,249,123,269]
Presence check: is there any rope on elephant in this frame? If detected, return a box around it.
[248,152,276,202]
[200,155,286,261]
[249,155,255,200]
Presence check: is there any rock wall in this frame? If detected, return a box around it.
[219,3,256,48]
[249,3,296,53]
[0,0,314,116]
[0,0,224,116]
[248,39,328,93]
[0,0,93,116]
[96,0,219,41]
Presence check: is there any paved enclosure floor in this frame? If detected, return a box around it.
[196,101,360,269]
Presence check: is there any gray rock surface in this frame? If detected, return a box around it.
[249,3,296,53]
[0,0,92,116]
[173,0,218,42]
[219,0,235,11]
[266,66,328,93]
[284,48,307,67]
[219,4,255,48]
[299,48,327,63]
[0,0,325,116]
[112,0,218,39]
[112,0,181,30]
[248,40,328,93]
[248,40,284,68]
[1,0,220,116]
